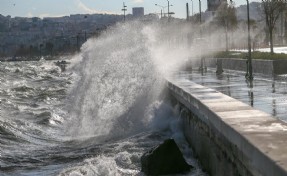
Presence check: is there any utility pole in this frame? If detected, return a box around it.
[122,2,127,22]
[166,0,173,21]
[186,3,190,21]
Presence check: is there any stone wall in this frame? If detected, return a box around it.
[167,79,287,176]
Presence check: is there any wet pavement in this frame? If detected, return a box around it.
[176,69,287,122]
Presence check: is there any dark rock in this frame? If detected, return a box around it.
[54,60,68,72]
[141,139,193,175]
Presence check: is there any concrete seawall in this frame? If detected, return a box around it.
[167,79,287,176]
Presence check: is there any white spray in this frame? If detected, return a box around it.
[64,20,203,141]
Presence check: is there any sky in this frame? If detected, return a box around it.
[1,0,260,19]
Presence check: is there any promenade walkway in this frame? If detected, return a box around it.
[174,69,287,122]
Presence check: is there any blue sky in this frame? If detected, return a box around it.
[1,0,259,19]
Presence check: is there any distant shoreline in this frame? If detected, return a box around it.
[0,53,74,62]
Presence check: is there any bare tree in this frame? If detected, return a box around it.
[261,0,286,54]
[213,2,238,51]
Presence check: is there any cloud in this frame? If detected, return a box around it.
[26,12,65,19]
[132,0,144,3]
[77,0,95,14]
[27,12,33,18]
[76,0,117,14]
[38,13,67,19]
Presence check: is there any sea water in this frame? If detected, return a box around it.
[0,21,207,175]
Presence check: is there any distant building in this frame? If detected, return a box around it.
[207,0,226,11]
[132,7,144,18]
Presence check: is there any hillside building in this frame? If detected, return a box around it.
[132,7,144,18]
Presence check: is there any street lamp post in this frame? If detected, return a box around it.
[229,0,252,79]
[246,0,253,80]
[225,1,230,52]
[167,0,170,19]
[199,0,202,24]
[191,0,194,16]
[155,4,166,17]
[156,3,172,19]
[198,0,206,71]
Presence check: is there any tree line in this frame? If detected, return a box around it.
[205,0,287,54]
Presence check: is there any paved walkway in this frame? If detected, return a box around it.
[175,69,287,122]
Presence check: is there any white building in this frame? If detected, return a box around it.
[132,7,144,18]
